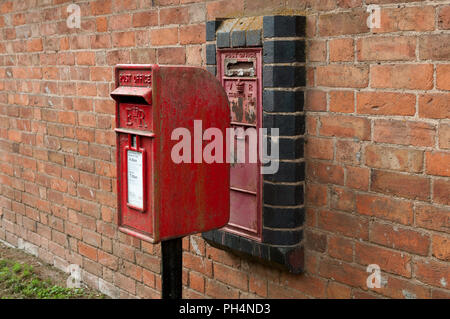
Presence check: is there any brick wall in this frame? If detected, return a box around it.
[0,0,449,299]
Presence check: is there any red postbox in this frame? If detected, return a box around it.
[111,64,230,243]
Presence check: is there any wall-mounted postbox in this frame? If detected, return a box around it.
[111,64,230,243]
[217,48,262,241]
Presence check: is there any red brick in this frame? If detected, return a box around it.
[213,263,248,291]
[179,24,205,45]
[305,136,333,160]
[415,204,450,234]
[356,193,413,225]
[27,39,43,52]
[189,271,205,293]
[419,94,450,120]
[439,6,450,30]
[328,236,353,262]
[308,40,326,62]
[183,252,212,277]
[158,47,186,65]
[371,64,433,90]
[318,258,367,288]
[378,275,430,299]
[432,235,450,261]
[160,7,189,25]
[279,273,327,298]
[306,183,328,207]
[114,272,136,294]
[98,250,119,270]
[414,259,450,288]
[319,115,371,140]
[150,28,178,46]
[132,11,158,28]
[318,210,368,240]
[76,52,95,66]
[249,274,267,297]
[419,34,450,61]
[357,92,415,116]
[90,0,112,15]
[364,144,423,173]
[319,10,368,36]
[308,162,345,186]
[78,242,98,261]
[433,178,450,206]
[432,288,450,299]
[316,65,368,88]
[376,6,435,33]
[112,31,135,47]
[206,246,241,268]
[186,45,203,66]
[355,242,411,277]
[305,90,326,111]
[96,17,107,32]
[370,222,430,255]
[436,65,450,91]
[91,67,112,82]
[373,120,435,147]
[267,282,308,299]
[205,278,239,298]
[206,0,244,20]
[425,152,450,177]
[329,38,354,62]
[108,14,131,31]
[305,230,327,253]
[330,186,354,212]
[329,90,354,113]
[371,169,430,201]
[357,36,416,61]
[326,281,352,299]
[336,140,361,165]
[346,166,369,191]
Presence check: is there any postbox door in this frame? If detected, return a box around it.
[112,66,156,242]
[218,48,262,241]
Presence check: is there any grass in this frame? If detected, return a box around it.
[0,259,105,299]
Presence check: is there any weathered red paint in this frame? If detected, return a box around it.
[217,48,263,241]
[111,64,230,243]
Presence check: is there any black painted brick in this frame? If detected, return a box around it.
[231,30,246,47]
[263,90,304,113]
[263,65,306,88]
[263,113,305,136]
[246,29,262,47]
[264,137,304,160]
[269,246,304,274]
[206,65,216,76]
[263,40,305,63]
[263,206,305,229]
[216,32,230,48]
[262,228,303,246]
[206,20,222,42]
[206,44,216,65]
[263,161,305,183]
[263,182,304,206]
[263,15,306,38]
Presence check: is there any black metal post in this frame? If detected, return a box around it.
[161,237,183,299]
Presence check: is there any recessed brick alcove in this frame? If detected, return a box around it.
[202,15,306,273]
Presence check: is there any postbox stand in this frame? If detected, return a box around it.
[161,238,182,299]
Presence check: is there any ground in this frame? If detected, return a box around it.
[0,241,106,299]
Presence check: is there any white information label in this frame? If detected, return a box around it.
[127,150,144,209]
